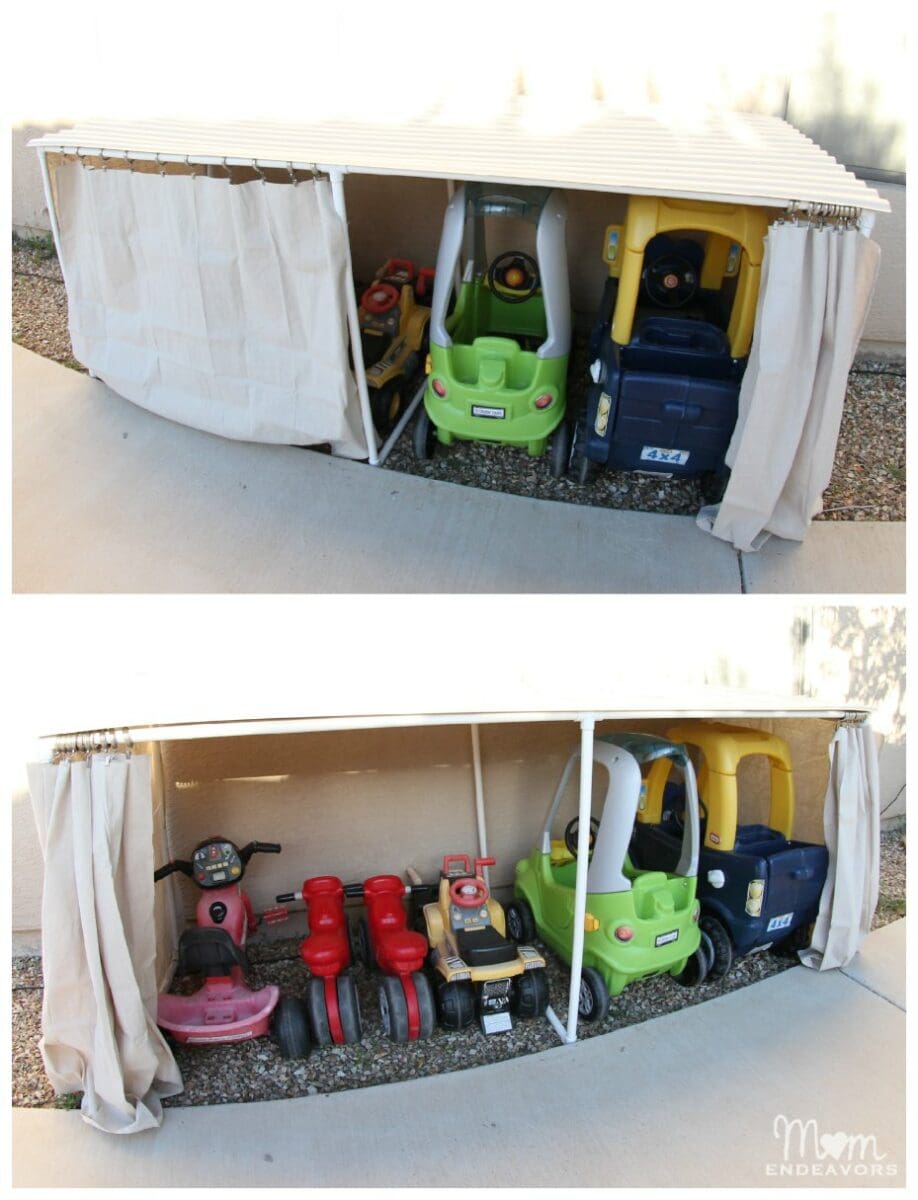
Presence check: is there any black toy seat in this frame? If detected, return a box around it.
[456,925,516,967]
[177,927,249,976]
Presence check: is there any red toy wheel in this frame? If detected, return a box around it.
[361,282,400,315]
[449,876,489,908]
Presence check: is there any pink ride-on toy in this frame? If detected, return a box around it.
[276,875,363,1046]
[352,874,437,1043]
[154,836,310,1058]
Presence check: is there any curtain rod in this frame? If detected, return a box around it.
[40,707,869,758]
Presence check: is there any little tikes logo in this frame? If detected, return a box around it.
[766,1115,897,1178]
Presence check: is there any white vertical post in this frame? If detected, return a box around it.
[470,724,489,888]
[37,149,67,279]
[565,714,596,1042]
[329,168,380,466]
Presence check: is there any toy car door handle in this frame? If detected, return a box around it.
[663,401,703,422]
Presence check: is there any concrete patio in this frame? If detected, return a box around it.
[12,347,905,594]
[12,918,906,1188]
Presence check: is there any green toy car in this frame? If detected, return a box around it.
[507,733,713,1022]
[414,183,572,476]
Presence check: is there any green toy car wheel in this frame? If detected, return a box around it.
[699,914,734,979]
[413,407,437,460]
[675,931,713,987]
[549,421,570,480]
[505,898,536,943]
[577,966,610,1023]
[512,967,549,1018]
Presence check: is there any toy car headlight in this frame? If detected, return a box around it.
[533,391,556,411]
[745,879,766,916]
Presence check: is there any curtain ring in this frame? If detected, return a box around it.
[253,161,267,186]
[124,150,135,173]
[155,152,167,177]
[287,162,298,187]
[223,156,232,182]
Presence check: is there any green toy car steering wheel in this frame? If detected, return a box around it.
[487,251,540,304]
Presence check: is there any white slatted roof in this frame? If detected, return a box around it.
[30,101,890,212]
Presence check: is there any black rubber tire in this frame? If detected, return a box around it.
[413,406,437,460]
[575,452,595,485]
[306,976,331,1046]
[512,968,549,1019]
[412,971,437,1039]
[699,929,715,976]
[353,917,375,968]
[436,979,476,1030]
[700,914,734,980]
[379,973,410,1043]
[548,421,570,479]
[273,995,311,1059]
[336,973,363,1044]
[771,921,814,959]
[700,469,729,505]
[577,966,610,1023]
[675,935,712,987]
[370,378,405,437]
[504,898,536,944]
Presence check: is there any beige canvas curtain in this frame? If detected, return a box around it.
[27,753,183,1133]
[697,221,881,550]
[53,163,368,458]
[799,724,881,971]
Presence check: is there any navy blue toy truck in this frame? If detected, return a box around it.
[571,196,768,489]
[629,721,828,978]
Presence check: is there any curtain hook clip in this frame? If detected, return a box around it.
[156,152,166,178]
[223,156,232,181]
[124,150,134,173]
[253,160,267,186]
[287,162,298,187]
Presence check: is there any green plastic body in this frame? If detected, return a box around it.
[514,848,701,997]
[425,280,569,456]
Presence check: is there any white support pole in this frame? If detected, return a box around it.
[36,149,66,277]
[470,724,490,888]
[544,1004,574,1044]
[565,714,596,1043]
[376,376,425,466]
[329,168,380,466]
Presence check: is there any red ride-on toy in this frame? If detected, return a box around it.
[275,875,363,1046]
[351,875,437,1043]
[154,837,310,1058]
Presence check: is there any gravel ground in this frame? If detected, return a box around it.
[12,827,905,1111]
[12,239,905,520]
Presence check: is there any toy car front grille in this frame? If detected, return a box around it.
[480,978,512,1000]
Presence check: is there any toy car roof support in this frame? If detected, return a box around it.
[540,734,700,895]
[611,195,769,359]
[429,182,571,359]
